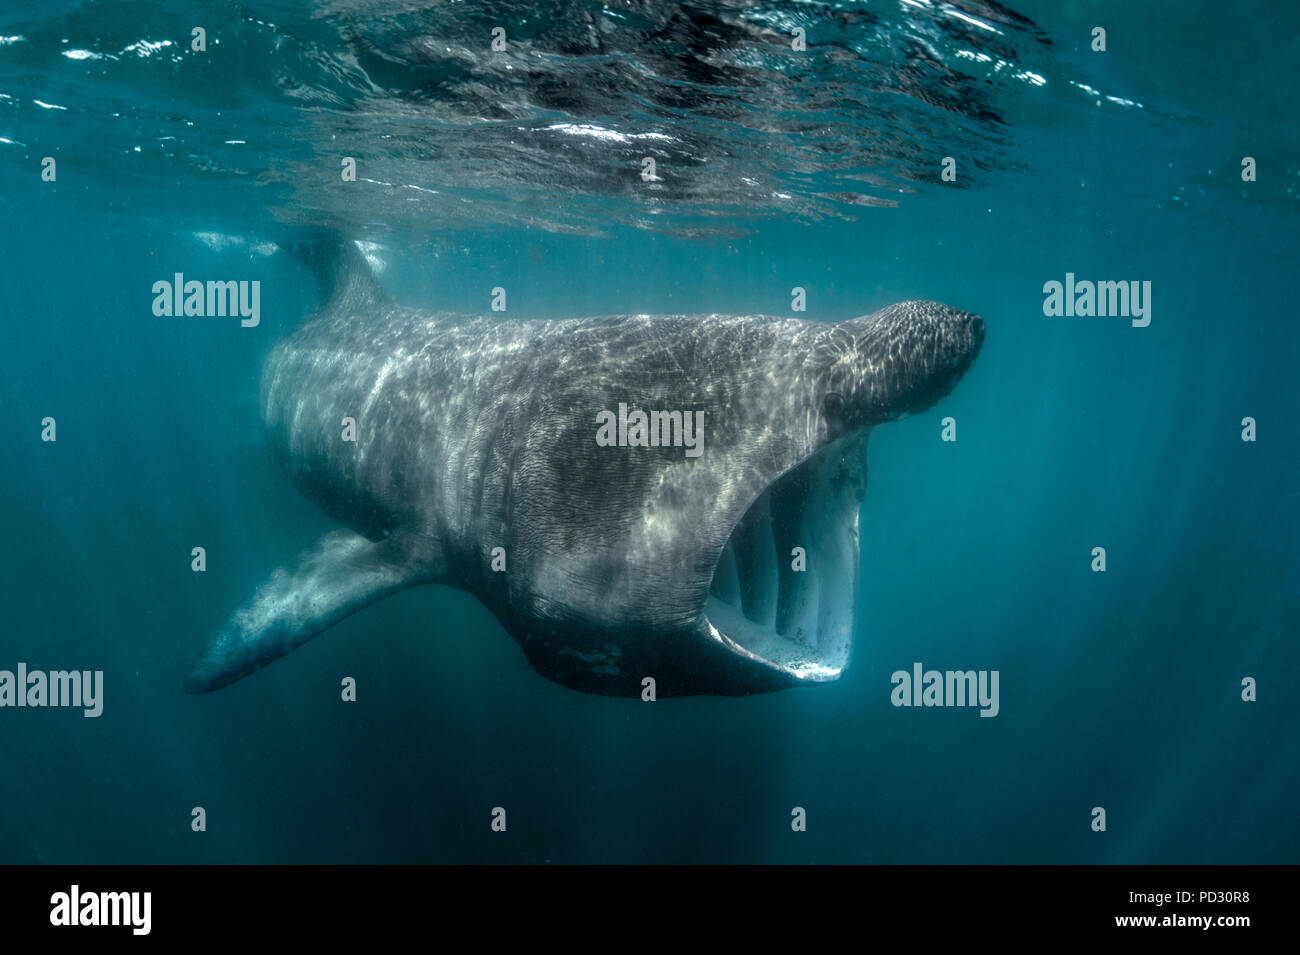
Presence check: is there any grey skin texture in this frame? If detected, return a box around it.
[184,233,984,697]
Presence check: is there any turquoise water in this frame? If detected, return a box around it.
[0,0,1296,863]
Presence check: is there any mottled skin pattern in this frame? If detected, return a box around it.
[185,235,984,697]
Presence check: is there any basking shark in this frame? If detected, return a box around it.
[185,233,984,697]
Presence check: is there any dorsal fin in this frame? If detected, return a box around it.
[281,227,387,313]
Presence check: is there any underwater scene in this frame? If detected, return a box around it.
[0,0,1296,864]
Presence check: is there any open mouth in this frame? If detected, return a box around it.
[703,432,867,681]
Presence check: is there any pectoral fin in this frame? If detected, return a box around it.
[184,529,429,693]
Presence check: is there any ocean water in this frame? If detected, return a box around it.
[0,0,1296,864]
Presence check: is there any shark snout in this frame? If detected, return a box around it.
[835,300,985,425]
[949,310,984,375]
[918,301,984,363]
[967,312,986,355]
[905,302,984,415]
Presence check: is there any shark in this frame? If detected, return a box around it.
[184,232,984,697]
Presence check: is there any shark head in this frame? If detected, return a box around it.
[697,301,984,689]
[496,301,985,697]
